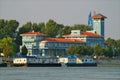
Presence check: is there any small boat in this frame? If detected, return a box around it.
[59,56,97,67]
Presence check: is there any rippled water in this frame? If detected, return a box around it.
[0,67,120,80]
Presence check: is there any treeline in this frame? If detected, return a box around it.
[0,19,92,57]
[0,19,92,40]
[0,19,120,57]
[19,19,92,37]
[67,43,120,58]
[0,20,19,57]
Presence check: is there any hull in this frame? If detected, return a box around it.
[27,63,62,67]
[13,64,27,67]
[13,63,62,67]
[66,63,97,67]
[0,63,7,67]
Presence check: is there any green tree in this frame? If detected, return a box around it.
[62,26,71,35]
[116,39,120,48]
[21,45,28,56]
[19,22,32,34]
[105,38,120,57]
[85,46,93,56]
[116,40,120,56]
[74,46,85,56]
[0,19,5,29]
[0,19,19,39]
[103,46,113,57]
[72,24,92,32]
[79,46,85,56]
[0,37,16,57]
[45,19,58,37]
[74,46,81,55]
[32,23,39,32]
[38,22,45,33]
[115,48,120,56]
[94,44,103,56]
[56,24,64,37]
[74,46,81,56]
[67,45,75,55]
[105,38,116,48]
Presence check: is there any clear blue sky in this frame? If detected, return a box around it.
[0,0,120,40]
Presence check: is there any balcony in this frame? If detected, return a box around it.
[23,39,35,42]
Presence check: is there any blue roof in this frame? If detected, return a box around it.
[67,55,78,58]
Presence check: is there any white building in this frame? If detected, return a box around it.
[20,13,107,56]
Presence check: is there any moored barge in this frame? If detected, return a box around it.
[13,56,61,67]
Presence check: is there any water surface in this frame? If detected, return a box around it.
[0,67,120,80]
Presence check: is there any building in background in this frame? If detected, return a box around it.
[20,13,107,57]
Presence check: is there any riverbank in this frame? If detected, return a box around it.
[1,66,120,80]
[97,59,120,67]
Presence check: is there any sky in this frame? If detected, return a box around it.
[0,0,120,40]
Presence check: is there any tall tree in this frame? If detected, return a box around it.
[103,46,113,57]
[45,19,58,37]
[62,26,71,35]
[19,22,32,34]
[0,19,19,39]
[32,23,39,32]
[74,46,85,56]
[79,46,85,56]
[38,22,45,33]
[105,38,117,47]
[94,44,103,56]
[105,38,120,57]
[56,24,64,37]
[21,45,28,56]
[74,46,82,56]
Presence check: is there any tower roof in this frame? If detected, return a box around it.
[92,13,107,19]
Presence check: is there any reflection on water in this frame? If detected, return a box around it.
[0,67,120,80]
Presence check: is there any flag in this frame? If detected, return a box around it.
[88,12,93,27]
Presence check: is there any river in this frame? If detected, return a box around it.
[0,67,120,80]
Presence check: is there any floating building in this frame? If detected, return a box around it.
[20,13,107,56]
